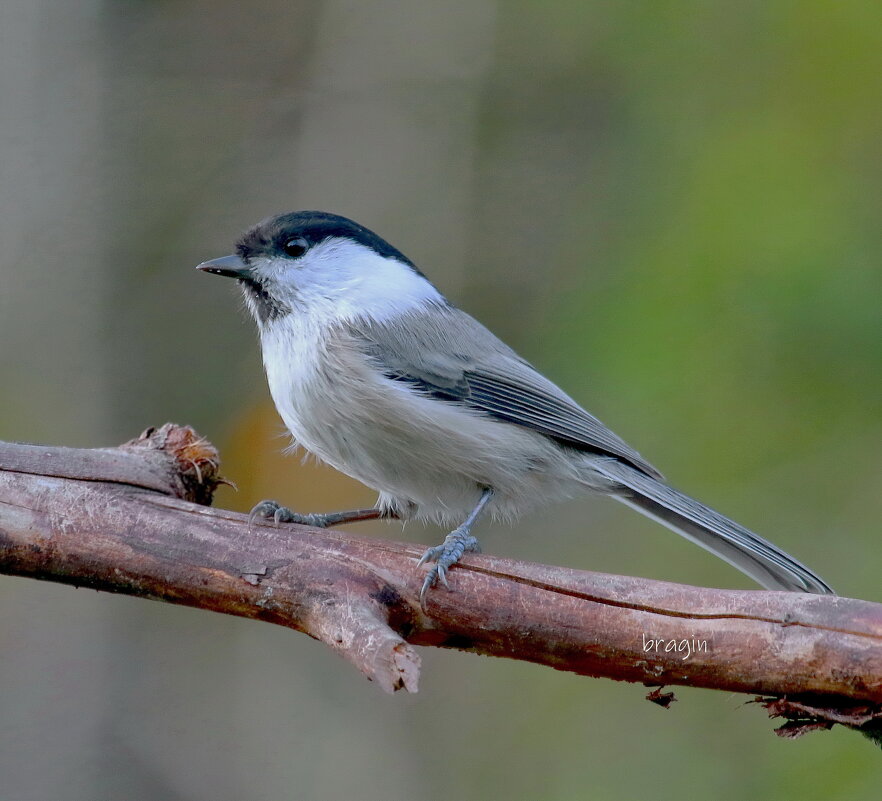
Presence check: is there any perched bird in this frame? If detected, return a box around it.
[198,210,834,603]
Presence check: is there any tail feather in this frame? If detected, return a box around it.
[593,459,834,595]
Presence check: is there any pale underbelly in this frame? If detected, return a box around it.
[277,384,596,524]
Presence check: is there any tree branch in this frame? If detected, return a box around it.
[1,425,880,740]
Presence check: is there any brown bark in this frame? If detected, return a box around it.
[1,425,880,740]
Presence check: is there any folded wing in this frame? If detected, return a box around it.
[347,306,662,479]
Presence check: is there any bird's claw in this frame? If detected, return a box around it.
[416,544,446,568]
[249,499,281,525]
[417,527,481,607]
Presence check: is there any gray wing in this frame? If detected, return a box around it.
[346,306,662,479]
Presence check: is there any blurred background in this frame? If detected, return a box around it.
[1,1,880,798]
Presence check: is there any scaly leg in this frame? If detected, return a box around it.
[249,500,393,528]
[418,488,494,606]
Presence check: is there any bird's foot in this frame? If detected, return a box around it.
[418,526,481,606]
[248,499,332,528]
[249,501,389,528]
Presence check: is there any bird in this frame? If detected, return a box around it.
[197,210,834,604]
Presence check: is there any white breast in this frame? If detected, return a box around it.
[259,315,335,457]
[260,314,404,484]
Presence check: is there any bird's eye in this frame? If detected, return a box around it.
[283,238,308,259]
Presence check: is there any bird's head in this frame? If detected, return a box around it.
[197,211,442,326]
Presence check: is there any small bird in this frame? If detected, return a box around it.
[198,210,834,603]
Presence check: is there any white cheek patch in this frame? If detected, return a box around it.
[278,239,445,324]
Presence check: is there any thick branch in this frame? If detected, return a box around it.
[1,426,880,738]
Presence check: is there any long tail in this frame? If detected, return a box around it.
[593,459,834,594]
